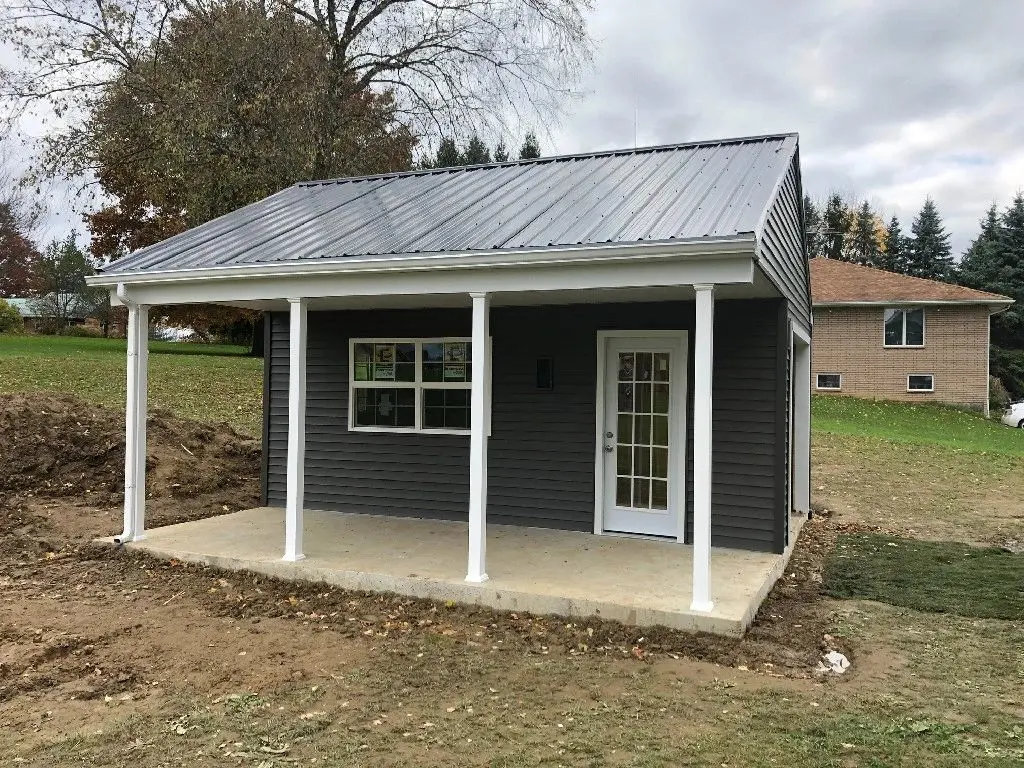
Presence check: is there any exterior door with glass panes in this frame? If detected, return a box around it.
[602,335,686,538]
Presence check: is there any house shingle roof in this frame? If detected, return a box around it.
[809,258,1012,305]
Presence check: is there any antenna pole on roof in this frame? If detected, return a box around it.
[626,94,634,149]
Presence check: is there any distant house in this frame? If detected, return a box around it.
[810,258,1013,414]
[4,296,89,331]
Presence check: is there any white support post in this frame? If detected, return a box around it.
[284,298,308,562]
[118,302,149,543]
[691,284,715,613]
[466,292,490,583]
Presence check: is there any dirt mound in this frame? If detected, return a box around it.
[0,392,260,504]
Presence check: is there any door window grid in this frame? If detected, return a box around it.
[615,351,670,510]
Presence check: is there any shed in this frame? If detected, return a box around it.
[87,133,813,634]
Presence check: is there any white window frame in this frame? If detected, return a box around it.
[816,373,842,391]
[907,374,934,393]
[348,337,489,435]
[883,307,926,348]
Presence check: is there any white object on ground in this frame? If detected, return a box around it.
[817,650,851,675]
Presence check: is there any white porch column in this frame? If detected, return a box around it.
[118,302,149,543]
[466,292,490,583]
[284,298,308,562]
[691,284,715,613]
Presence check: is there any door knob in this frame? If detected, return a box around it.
[603,445,614,453]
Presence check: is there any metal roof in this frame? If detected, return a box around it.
[101,133,799,276]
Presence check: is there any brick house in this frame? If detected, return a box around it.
[810,258,1013,414]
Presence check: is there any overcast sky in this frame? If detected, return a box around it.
[549,0,1024,255]
[18,0,1024,257]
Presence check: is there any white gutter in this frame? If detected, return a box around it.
[85,236,756,288]
[815,299,1013,310]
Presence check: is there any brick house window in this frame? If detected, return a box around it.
[816,373,842,390]
[907,374,934,392]
[884,308,925,346]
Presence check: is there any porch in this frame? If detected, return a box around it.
[110,506,806,636]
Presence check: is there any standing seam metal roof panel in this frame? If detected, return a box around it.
[102,133,801,275]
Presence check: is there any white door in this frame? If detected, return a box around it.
[601,335,687,538]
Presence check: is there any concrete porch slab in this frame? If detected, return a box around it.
[104,508,805,637]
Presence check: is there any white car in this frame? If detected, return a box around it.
[1001,402,1024,428]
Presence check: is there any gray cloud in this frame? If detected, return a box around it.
[552,0,1024,254]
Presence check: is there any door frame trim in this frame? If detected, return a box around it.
[594,330,689,542]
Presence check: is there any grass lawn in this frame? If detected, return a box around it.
[0,333,263,436]
[825,533,1024,620]
[813,394,1024,455]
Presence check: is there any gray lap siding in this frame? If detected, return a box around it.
[264,299,788,552]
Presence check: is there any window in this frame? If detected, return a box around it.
[884,308,925,346]
[816,373,842,390]
[350,338,475,433]
[908,374,934,392]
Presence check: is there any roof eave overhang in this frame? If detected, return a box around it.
[814,299,1014,312]
[86,236,757,288]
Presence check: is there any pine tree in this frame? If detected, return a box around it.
[463,134,491,165]
[958,205,1002,288]
[849,201,881,266]
[907,198,952,280]
[519,131,541,160]
[493,141,509,163]
[878,215,907,273]
[803,195,823,259]
[435,137,463,168]
[821,193,849,260]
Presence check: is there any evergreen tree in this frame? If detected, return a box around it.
[435,137,463,168]
[878,215,908,273]
[849,201,881,266]
[519,131,541,160]
[493,141,510,163]
[803,195,823,259]
[907,198,953,280]
[821,193,849,260]
[463,134,492,165]
[958,205,1003,288]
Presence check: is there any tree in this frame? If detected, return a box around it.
[0,151,44,297]
[803,195,823,259]
[821,193,849,261]
[906,198,953,280]
[879,215,908,273]
[1,0,593,175]
[32,234,104,332]
[434,137,464,168]
[848,201,882,266]
[519,131,541,160]
[85,3,416,257]
[0,298,22,333]
[463,134,492,165]
[493,141,510,163]
[0,202,42,297]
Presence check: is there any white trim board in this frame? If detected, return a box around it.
[103,256,757,307]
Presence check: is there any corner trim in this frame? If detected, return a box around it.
[260,311,271,506]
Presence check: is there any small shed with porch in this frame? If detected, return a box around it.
[88,133,813,635]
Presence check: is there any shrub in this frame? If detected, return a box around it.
[990,375,1011,412]
[58,323,105,338]
[0,299,24,333]
[990,346,1024,401]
